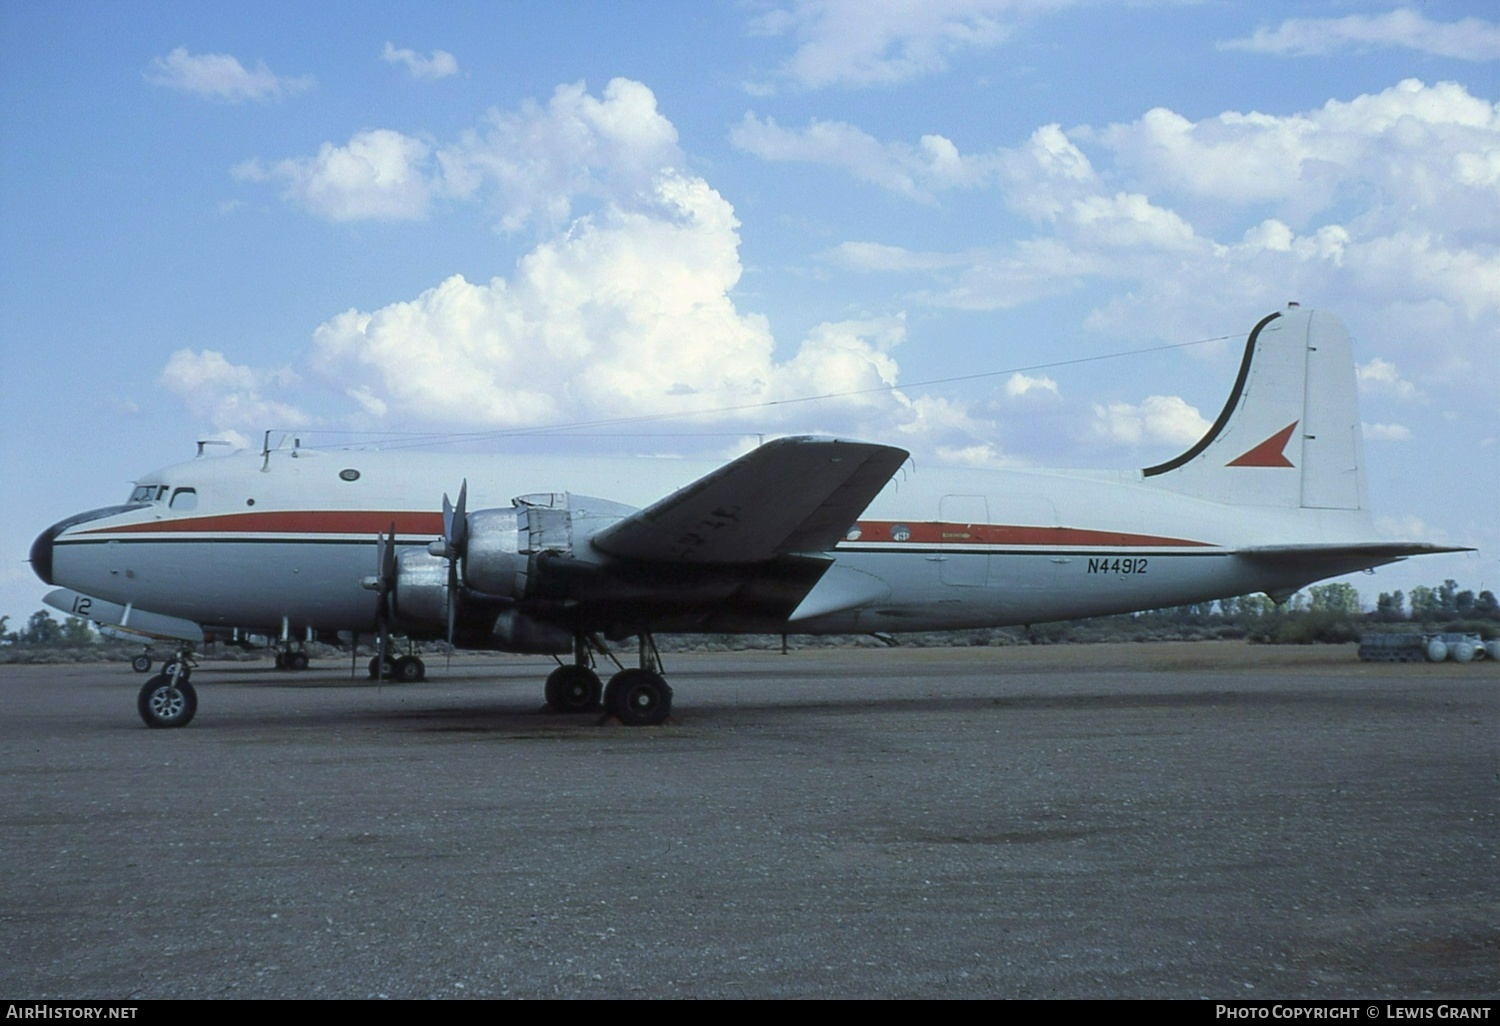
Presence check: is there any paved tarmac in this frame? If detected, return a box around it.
[0,642,1495,999]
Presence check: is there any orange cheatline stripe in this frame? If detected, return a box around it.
[79,510,446,536]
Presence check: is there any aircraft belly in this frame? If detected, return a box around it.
[204,540,377,629]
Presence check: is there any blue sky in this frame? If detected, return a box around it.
[3,0,1497,624]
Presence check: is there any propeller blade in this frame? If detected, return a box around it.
[451,480,468,553]
[439,482,468,650]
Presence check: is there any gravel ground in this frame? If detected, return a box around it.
[0,642,1494,999]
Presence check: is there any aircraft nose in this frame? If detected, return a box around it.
[29,524,58,585]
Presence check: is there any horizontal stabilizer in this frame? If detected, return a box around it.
[1239,542,1473,560]
[1236,542,1474,578]
[591,437,909,564]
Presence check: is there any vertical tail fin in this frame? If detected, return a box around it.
[1143,306,1366,510]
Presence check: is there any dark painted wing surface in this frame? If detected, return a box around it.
[590,437,909,564]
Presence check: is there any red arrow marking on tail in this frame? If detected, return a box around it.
[1227,421,1298,467]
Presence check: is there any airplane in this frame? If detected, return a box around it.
[29,305,1466,729]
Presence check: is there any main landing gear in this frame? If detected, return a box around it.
[137,647,197,729]
[367,640,427,683]
[274,648,310,671]
[544,633,673,726]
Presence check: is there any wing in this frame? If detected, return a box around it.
[590,436,909,564]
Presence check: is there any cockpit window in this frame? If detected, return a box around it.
[169,487,199,511]
[128,485,168,504]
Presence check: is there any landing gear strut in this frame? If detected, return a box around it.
[137,647,197,729]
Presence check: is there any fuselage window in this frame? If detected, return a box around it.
[169,488,199,511]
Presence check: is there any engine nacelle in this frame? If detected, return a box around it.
[462,507,530,597]
[491,609,572,654]
[390,549,449,627]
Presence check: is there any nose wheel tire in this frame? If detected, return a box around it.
[131,655,152,673]
[545,665,603,713]
[137,675,197,729]
[604,669,672,726]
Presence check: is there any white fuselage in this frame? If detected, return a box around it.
[38,445,1382,639]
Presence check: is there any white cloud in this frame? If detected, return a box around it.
[1221,9,1500,62]
[1093,80,1500,241]
[234,129,440,221]
[428,77,681,232]
[381,42,459,80]
[236,78,680,230]
[1362,422,1412,441]
[733,116,1096,210]
[308,169,912,436]
[1003,372,1058,399]
[750,0,1074,90]
[1091,396,1210,447]
[934,443,1023,469]
[160,350,310,430]
[1067,192,1198,251]
[731,113,1000,199]
[145,47,313,102]
[238,80,987,447]
[1357,357,1421,400]
[1375,514,1436,541]
[800,80,1498,384]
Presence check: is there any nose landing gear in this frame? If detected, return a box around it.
[136,647,197,728]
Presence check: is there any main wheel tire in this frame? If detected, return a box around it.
[137,675,197,729]
[274,652,288,670]
[545,665,602,713]
[160,661,188,682]
[288,651,310,671]
[131,655,152,673]
[605,669,672,726]
[392,655,424,683]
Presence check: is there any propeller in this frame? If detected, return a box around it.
[429,480,468,649]
[362,521,398,680]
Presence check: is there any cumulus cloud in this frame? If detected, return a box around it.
[440,77,681,232]
[237,78,682,231]
[145,47,313,101]
[1003,372,1058,399]
[224,78,1013,453]
[748,0,1075,90]
[1221,9,1500,62]
[1357,357,1421,400]
[780,79,1499,381]
[159,350,310,430]
[1091,396,1210,447]
[311,223,909,432]
[234,129,440,221]
[381,42,459,80]
[1362,422,1412,441]
[731,113,1001,200]
[1093,80,1500,241]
